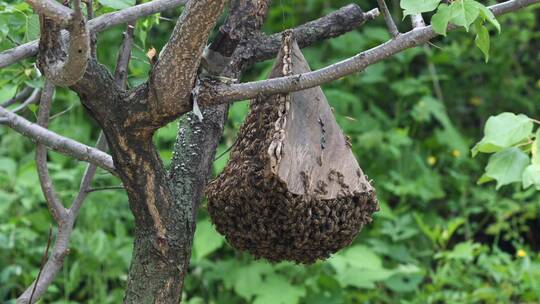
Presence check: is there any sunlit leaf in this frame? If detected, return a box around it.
[472,112,533,156]
[400,0,441,17]
[482,147,530,189]
[431,4,452,35]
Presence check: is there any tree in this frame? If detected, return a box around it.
[0,0,538,303]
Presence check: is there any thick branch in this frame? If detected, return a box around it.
[0,0,188,68]
[237,5,379,68]
[148,0,227,122]
[0,106,116,174]
[37,0,90,86]
[26,0,73,26]
[202,0,540,105]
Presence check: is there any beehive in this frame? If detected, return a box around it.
[206,31,378,264]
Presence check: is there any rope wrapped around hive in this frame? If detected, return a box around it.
[206,31,379,264]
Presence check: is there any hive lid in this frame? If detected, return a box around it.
[267,32,373,200]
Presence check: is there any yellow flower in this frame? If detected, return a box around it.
[469,97,483,106]
[427,156,437,166]
[517,249,527,258]
[452,150,461,158]
[536,79,540,88]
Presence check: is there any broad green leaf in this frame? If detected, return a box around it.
[436,241,481,261]
[474,22,490,62]
[431,4,452,35]
[334,267,394,288]
[97,0,134,10]
[400,0,441,17]
[253,274,306,304]
[472,112,533,156]
[477,174,494,185]
[474,1,501,33]
[233,263,273,301]
[192,219,224,260]
[483,147,530,189]
[449,0,480,31]
[385,272,423,292]
[329,245,394,288]
[522,164,540,190]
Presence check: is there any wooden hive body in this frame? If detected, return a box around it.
[206,31,378,263]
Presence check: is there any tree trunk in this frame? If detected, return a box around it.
[115,2,272,302]
[102,130,193,303]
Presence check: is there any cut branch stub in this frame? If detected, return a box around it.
[37,0,90,87]
[206,31,379,264]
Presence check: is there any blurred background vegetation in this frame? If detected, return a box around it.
[1,0,540,303]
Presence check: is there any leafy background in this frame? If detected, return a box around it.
[1,0,540,303]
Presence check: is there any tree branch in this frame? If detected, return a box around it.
[0,106,116,174]
[147,0,227,123]
[0,0,188,69]
[26,0,73,26]
[201,0,540,105]
[114,23,135,89]
[70,132,108,214]
[10,88,41,113]
[377,0,399,37]
[35,81,68,222]
[18,91,111,304]
[37,0,90,87]
[1,87,33,108]
[411,14,426,28]
[236,5,379,69]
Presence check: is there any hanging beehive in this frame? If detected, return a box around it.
[206,31,378,264]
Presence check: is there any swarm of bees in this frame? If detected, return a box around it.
[206,31,378,264]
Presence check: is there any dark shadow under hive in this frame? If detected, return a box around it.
[206,31,379,264]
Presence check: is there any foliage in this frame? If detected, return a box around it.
[473,112,540,191]
[1,0,540,303]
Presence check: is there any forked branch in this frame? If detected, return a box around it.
[36,0,90,86]
[201,0,540,105]
[237,4,379,69]
[0,106,116,174]
[0,0,188,68]
[148,0,227,123]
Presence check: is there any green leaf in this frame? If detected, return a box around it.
[233,263,273,301]
[522,164,540,190]
[483,147,530,189]
[472,112,533,156]
[449,0,480,31]
[97,0,134,10]
[253,274,306,304]
[192,219,224,260]
[474,22,490,62]
[436,241,481,261]
[26,14,40,42]
[400,0,441,17]
[474,1,501,33]
[431,4,452,35]
[329,245,394,288]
